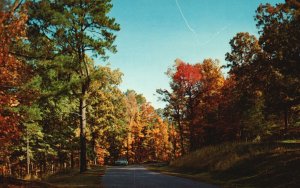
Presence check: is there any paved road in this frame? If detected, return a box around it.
[102,165,218,188]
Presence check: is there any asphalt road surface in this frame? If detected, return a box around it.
[102,165,218,188]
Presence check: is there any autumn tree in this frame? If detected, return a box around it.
[256,1,300,130]
[87,65,126,165]
[157,86,187,155]
[0,1,34,174]
[123,90,171,163]
[142,104,171,161]
[224,0,300,139]
[123,90,140,163]
[172,59,203,151]
[225,32,267,141]
[193,59,224,145]
[123,90,149,163]
[158,59,204,153]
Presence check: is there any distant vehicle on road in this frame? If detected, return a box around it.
[114,158,128,166]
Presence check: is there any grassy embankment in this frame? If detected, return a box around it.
[147,142,300,188]
[43,165,105,187]
[0,165,105,188]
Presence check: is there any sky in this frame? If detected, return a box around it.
[105,0,284,109]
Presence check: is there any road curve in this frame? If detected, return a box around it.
[102,165,218,188]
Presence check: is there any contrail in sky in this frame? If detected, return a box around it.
[175,0,200,43]
[175,0,230,47]
[199,24,231,47]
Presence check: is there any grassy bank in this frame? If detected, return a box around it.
[147,142,300,188]
[43,165,105,187]
[0,166,105,188]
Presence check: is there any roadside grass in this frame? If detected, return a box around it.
[147,142,300,188]
[278,139,300,143]
[43,165,105,187]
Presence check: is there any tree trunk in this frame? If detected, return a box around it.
[43,153,46,175]
[189,111,196,152]
[8,158,11,176]
[172,133,177,159]
[127,135,129,161]
[93,143,97,165]
[284,107,289,131]
[79,94,87,173]
[71,150,74,169]
[189,126,196,152]
[26,128,30,176]
[177,119,185,155]
[188,92,196,152]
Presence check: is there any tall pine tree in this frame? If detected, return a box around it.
[27,0,120,172]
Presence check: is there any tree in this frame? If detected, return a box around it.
[193,59,224,145]
[157,88,187,155]
[225,32,267,141]
[0,1,33,172]
[256,1,300,130]
[143,105,171,161]
[123,90,140,163]
[27,0,120,172]
[171,59,202,152]
[159,59,208,153]
[87,65,126,165]
[123,90,171,163]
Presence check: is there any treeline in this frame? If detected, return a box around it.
[0,0,299,180]
[0,0,171,179]
[157,1,300,154]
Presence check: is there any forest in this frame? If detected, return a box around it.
[0,0,299,181]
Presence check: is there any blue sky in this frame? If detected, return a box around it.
[106,0,284,109]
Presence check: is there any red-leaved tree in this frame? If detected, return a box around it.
[172,59,202,152]
[0,1,31,160]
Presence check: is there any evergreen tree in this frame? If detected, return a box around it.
[27,0,120,172]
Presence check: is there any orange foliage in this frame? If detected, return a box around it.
[0,2,30,154]
[123,91,171,163]
[95,146,106,165]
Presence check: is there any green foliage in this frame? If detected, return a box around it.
[2,0,299,182]
[25,0,121,172]
[224,1,300,139]
[255,1,300,128]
